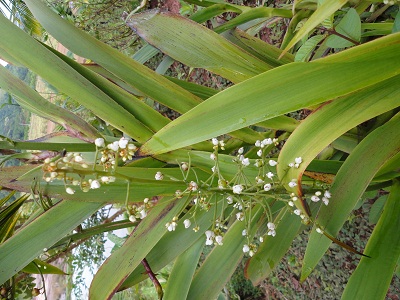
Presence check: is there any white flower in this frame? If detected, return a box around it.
[256,177,264,184]
[205,230,214,238]
[266,172,274,179]
[211,166,216,173]
[118,137,129,149]
[212,138,219,146]
[315,191,322,196]
[236,212,244,221]
[101,176,110,183]
[242,158,250,167]
[184,219,191,228]
[66,187,75,195]
[90,180,101,189]
[95,138,105,148]
[268,160,277,166]
[238,147,244,154]
[262,138,273,146]
[205,230,215,245]
[139,209,147,219]
[267,230,276,237]
[292,196,298,201]
[189,181,198,191]
[128,143,137,151]
[166,221,177,231]
[215,235,223,245]
[267,222,275,230]
[144,198,149,204]
[264,183,272,191]
[74,155,83,163]
[226,196,233,204]
[322,197,329,206]
[233,203,243,210]
[259,236,264,243]
[295,157,302,164]
[294,209,301,215]
[219,140,225,150]
[242,229,247,236]
[108,141,119,152]
[254,160,263,167]
[210,153,216,160]
[181,163,189,171]
[155,171,164,180]
[243,244,250,253]
[129,215,137,223]
[257,149,263,157]
[311,195,320,202]
[255,140,261,147]
[324,190,331,198]
[288,180,297,188]
[316,227,324,234]
[232,184,243,194]
[288,201,294,207]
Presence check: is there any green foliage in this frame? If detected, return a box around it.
[0,1,399,299]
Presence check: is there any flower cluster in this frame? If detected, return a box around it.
[128,198,152,222]
[310,190,331,206]
[42,153,117,195]
[95,137,137,170]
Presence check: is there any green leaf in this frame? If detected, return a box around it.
[89,197,188,299]
[281,0,348,54]
[0,65,100,141]
[255,115,299,132]
[295,35,326,62]
[244,207,302,285]
[45,46,169,133]
[164,238,204,300]
[139,34,400,155]
[0,200,102,284]
[1,165,208,203]
[22,259,67,275]
[24,0,202,114]
[222,29,294,67]
[277,74,400,213]
[190,3,242,23]
[126,10,273,83]
[368,195,387,225]
[118,202,223,290]
[392,10,400,33]
[342,180,400,300]
[186,205,264,299]
[301,112,400,281]
[326,8,361,48]
[0,14,152,142]
[213,7,292,34]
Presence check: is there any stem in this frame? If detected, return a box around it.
[32,261,47,300]
[318,27,360,46]
[141,258,163,300]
